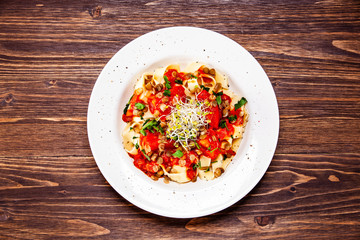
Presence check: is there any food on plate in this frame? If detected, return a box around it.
[122,63,248,183]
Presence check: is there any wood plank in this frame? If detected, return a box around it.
[0,153,359,238]
[0,0,359,238]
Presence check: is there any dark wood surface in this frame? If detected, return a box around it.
[1,0,359,239]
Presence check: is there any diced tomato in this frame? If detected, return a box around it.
[147,95,171,115]
[198,138,210,148]
[207,106,220,129]
[226,149,236,156]
[202,77,213,85]
[133,153,146,171]
[164,139,176,149]
[177,72,187,81]
[164,69,178,84]
[202,131,220,160]
[216,119,235,139]
[186,151,198,165]
[186,168,197,181]
[170,85,186,103]
[204,148,220,160]
[221,93,232,104]
[122,92,147,122]
[132,152,159,175]
[145,161,159,173]
[234,108,244,126]
[122,114,133,122]
[147,96,158,114]
[197,89,210,101]
[197,68,204,75]
[140,131,160,152]
[161,153,172,169]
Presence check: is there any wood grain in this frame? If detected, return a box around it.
[0,0,359,239]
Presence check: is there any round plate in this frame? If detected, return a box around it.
[87,26,279,218]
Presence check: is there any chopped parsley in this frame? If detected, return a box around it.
[195,142,201,149]
[153,125,164,135]
[216,95,222,106]
[193,161,201,169]
[219,120,229,130]
[163,89,171,96]
[175,79,183,84]
[134,102,145,110]
[123,95,133,114]
[123,103,130,115]
[140,129,146,136]
[200,85,210,92]
[212,91,223,106]
[141,149,151,160]
[164,76,171,89]
[172,150,183,158]
[135,143,139,149]
[210,147,218,153]
[228,115,237,122]
[235,97,247,110]
[140,119,164,136]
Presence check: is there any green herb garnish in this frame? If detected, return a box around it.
[163,89,171,96]
[153,125,164,135]
[235,97,247,110]
[200,85,210,92]
[142,119,150,126]
[216,95,222,106]
[172,150,183,158]
[210,147,218,153]
[135,143,139,149]
[193,161,201,169]
[219,120,228,130]
[135,102,145,110]
[164,76,171,89]
[140,120,164,136]
[123,95,133,114]
[195,142,200,149]
[228,115,237,122]
[123,103,130,115]
[212,91,223,96]
[175,79,183,84]
[141,149,151,160]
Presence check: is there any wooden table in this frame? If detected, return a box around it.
[1,0,359,239]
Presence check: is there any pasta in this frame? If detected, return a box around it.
[122,63,248,183]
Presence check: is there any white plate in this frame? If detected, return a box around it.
[87,27,279,218]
